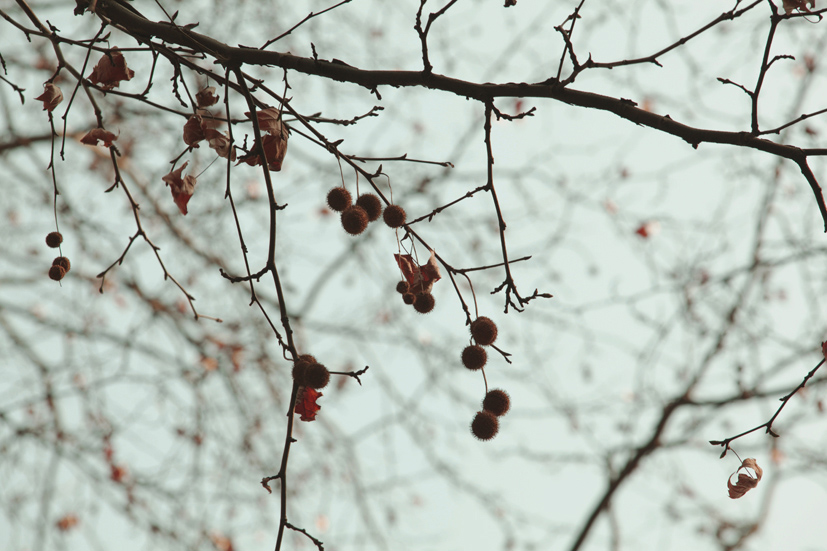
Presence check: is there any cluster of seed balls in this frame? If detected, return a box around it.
[462,316,510,441]
[395,280,435,314]
[327,187,406,235]
[45,232,71,281]
[291,354,330,390]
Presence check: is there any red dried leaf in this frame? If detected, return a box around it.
[35,83,63,112]
[110,464,128,483]
[162,161,197,215]
[183,115,206,147]
[238,133,287,171]
[88,49,134,90]
[80,128,117,147]
[196,86,219,108]
[56,513,79,532]
[209,532,234,551]
[294,386,322,421]
[727,458,763,499]
[394,250,442,295]
[634,221,660,239]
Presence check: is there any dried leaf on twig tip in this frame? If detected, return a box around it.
[88,49,134,90]
[35,83,63,112]
[727,458,763,499]
[162,162,197,215]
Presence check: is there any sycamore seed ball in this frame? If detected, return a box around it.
[356,193,383,222]
[403,292,415,305]
[461,345,487,371]
[292,354,317,386]
[341,205,369,235]
[396,281,409,294]
[52,256,71,273]
[413,293,435,314]
[482,389,510,417]
[305,363,330,389]
[327,187,352,212]
[45,232,63,248]
[471,411,499,441]
[383,204,406,228]
[49,265,65,281]
[470,316,498,346]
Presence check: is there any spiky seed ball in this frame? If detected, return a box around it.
[461,345,487,371]
[471,411,499,441]
[52,256,71,273]
[341,205,369,235]
[45,232,63,248]
[383,204,406,228]
[413,293,435,314]
[356,193,382,222]
[327,187,352,212]
[482,389,511,417]
[396,281,409,294]
[292,354,317,386]
[305,363,330,389]
[470,316,498,346]
[49,265,66,281]
[403,292,415,305]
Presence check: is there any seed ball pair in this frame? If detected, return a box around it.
[49,256,71,281]
[292,354,330,389]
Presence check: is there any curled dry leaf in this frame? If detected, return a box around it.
[294,386,322,421]
[239,133,287,171]
[247,108,285,136]
[56,513,80,531]
[35,82,63,112]
[183,115,206,147]
[394,250,442,295]
[196,86,219,108]
[238,108,288,170]
[205,128,235,161]
[727,458,763,499]
[88,49,134,90]
[162,161,197,215]
[783,0,815,14]
[80,128,117,147]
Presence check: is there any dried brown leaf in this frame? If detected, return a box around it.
[35,83,63,112]
[88,49,134,90]
[80,128,117,147]
[727,458,763,499]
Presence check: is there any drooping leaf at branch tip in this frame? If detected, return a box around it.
[162,161,197,215]
[394,250,441,295]
[80,128,117,147]
[35,83,63,112]
[727,458,763,499]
